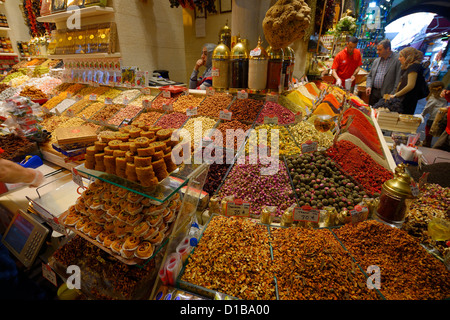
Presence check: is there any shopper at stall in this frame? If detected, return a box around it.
[421,81,448,147]
[390,47,429,115]
[331,36,362,89]
[365,39,401,106]
[0,158,44,187]
[189,43,216,90]
[432,106,450,152]
[422,60,431,82]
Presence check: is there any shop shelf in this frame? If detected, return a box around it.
[75,163,190,203]
[47,52,121,60]
[36,6,114,23]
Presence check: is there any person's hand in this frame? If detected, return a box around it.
[350,75,356,82]
[366,87,372,95]
[194,59,205,71]
[335,78,342,87]
[28,169,44,188]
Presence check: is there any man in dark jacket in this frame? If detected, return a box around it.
[366,39,402,106]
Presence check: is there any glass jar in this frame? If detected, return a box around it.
[374,164,417,228]
[266,46,284,92]
[229,39,249,90]
[212,38,230,91]
[248,37,268,92]
[282,47,295,90]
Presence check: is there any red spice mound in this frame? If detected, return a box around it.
[341,108,383,157]
[326,140,393,196]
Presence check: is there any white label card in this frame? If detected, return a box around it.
[293,206,320,222]
[301,141,318,154]
[350,205,369,223]
[142,100,151,109]
[186,107,198,116]
[163,90,171,98]
[219,110,232,120]
[266,93,279,102]
[42,263,58,287]
[89,94,97,101]
[105,98,113,105]
[212,68,219,77]
[237,91,248,99]
[226,200,251,217]
[72,168,84,188]
[163,104,174,112]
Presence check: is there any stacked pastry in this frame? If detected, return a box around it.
[84,124,179,187]
[63,180,182,262]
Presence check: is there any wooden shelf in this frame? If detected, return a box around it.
[36,6,114,23]
[48,52,121,59]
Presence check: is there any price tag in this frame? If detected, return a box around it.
[410,179,419,197]
[266,93,279,102]
[211,68,220,77]
[75,94,83,101]
[225,199,251,217]
[250,48,261,57]
[350,205,368,223]
[186,107,198,116]
[66,109,75,117]
[123,97,130,105]
[105,97,113,105]
[294,111,303,123]
[219,109,232,121]
[163,103,174,112]
[89,94,97,101]
[264,116,278,124]
[42,107,50,115]
[206,87,215,96]
[142,100,151,109]
[293,205,320,223]
[419,172,430,189]
[162,90,171,98]
[237,90,248,100]
[301,140,318,154]
[42,263,58,287]
[141,87,151,95]
[202,136,213,147]
[67,93,73,99]
[72,168,84,188]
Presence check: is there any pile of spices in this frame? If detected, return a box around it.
[326,140,393,196]
[132,111,162,126]
[340,108,383,157]
[107,104,143,126]
[151,92,183,111]
[181,116,218,148]
[278,94,306,114]
[197,92,233,118]
[289,120,334,150]
[212,119,251,150]
[155,112,188,129]
[402,183,450,257]
[180,215,276,300]
[271,227,380,300]
[218,156,296,218]
[333,220,450,300]
[228,98,264,123]
[0,134,37,162]
[198,148,234,196]
[255,101,296,125]
[89,104,122,123]
[172,94,204,113]
[246,124,300,157]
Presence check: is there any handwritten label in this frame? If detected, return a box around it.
[266,93,279,102]
[206,87,215,96]
[105,98,113,105]
[237,90,248,100]
[72,168,84,188]
[293,205,320,223]
[141,87,151,95]
[226,199,251,217]
[89,94,97,101]
[250,48,261,57]
[219,109,232,121]
[410,179,419,197]
[301,140,318,154]
[211,68,219,77]
[186,107,198,116]
[264,116,278,124]
[123,97,130,105]
[163,103,174,112]
[163,90,171,98]
[142,100,151,109]
[350,205,368,223]
[42,263,57,287]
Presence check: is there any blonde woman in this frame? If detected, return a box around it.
[390,47,429,114]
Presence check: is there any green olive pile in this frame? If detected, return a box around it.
[286,151,370,211]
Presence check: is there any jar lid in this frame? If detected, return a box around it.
[249,36,268,60]
[231,39,249,59]
[213,40,230,59]
[382,164,416,198]
[266,45,284,60]
[219,20,231,38]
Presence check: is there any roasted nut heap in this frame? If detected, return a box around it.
[271,227,380,300]
[333,220,450,300]
[181,215,277,300]
[197,93,233,118]
[228,98,264,123]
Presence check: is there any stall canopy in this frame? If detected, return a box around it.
[387,0,450,24]
[426,15,450,34]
